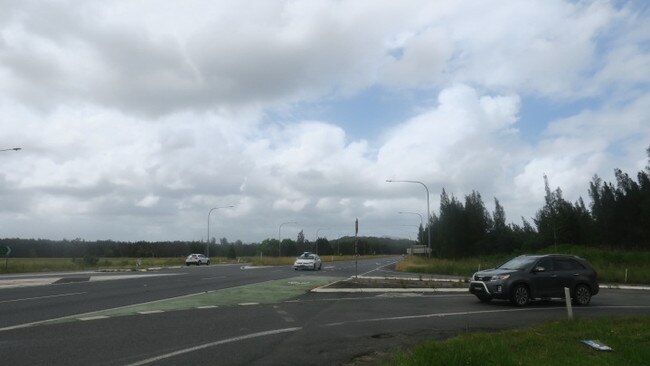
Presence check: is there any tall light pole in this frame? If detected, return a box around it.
[207,205,234,257]
[398,211,423,243]
[387,180,431,258]
[278,221,298,257]
[0,148,21,152]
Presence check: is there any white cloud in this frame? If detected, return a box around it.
[0,1,648,242]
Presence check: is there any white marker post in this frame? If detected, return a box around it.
[564,287,574,320]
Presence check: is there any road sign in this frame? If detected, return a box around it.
[0,246,10,257]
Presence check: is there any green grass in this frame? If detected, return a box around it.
[0,257,240,274]
[0,254,391,274]
[385,316,650,366]
[396,244,650,284]
[246,254,391,267]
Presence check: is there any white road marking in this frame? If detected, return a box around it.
[201,276,227,280]
[0,278,61,289]
[0,288,224,332]
[197,305,218,309]
[0,292,86,304]
[125,327,302,366]
[137,310,164,315]
[324,305,650,327]
[78,316,109,321]
[89,273,180,281]
[238,302,259,306]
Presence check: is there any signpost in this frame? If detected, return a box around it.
[2,246,11,271]
[354,218,358,279]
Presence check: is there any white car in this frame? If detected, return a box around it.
[293,252,322,271]
[185,253,210,266]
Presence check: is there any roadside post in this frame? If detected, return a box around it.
[354,218,358,279]
[564,287,574,320]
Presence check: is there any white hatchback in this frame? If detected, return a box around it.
[293,252,322,271]
[185,253,210,266]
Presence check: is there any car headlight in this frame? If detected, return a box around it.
[491,274,510,281]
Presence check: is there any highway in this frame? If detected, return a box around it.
[1,257,649,365]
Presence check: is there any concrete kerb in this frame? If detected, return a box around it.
[311,275,469,294]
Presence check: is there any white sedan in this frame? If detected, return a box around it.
[185,253,210,266]
[293,252,322,271]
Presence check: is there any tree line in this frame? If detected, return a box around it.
[0,234,412,259]
[423,147,650,258]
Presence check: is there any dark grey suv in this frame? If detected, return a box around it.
[469,254,599,306]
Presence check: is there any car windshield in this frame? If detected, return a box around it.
[497,256,538,270]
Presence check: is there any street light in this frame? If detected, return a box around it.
[278,221,298,257]
[207,205,235,257]
[386,179,431,258]
[398,211,423,243]
[0,147,21,152]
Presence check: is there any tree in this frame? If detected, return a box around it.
[227,245,236,259]
[315,238,333,255]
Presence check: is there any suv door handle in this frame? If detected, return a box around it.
[573,273,579,276]
[551,274,557,278]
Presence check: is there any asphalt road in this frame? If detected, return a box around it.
[1,258,649,365]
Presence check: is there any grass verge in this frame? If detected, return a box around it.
[0,257,240,274]
[247,254,392,267]
[0,254,393,274]
[385,316,650,366]
[395,244,650,284]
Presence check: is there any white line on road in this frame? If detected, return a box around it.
[137,310,164,315]
[201,276,227,280]
[78,316,109,321]
[125,327,302,366]
[0,292,86,304]
[324,305,650,327]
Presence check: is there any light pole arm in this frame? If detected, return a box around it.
[207,205,235,257]
[278,221,298,257]
[387,179,432,258]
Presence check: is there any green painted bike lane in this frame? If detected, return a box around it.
[45,276,339,325]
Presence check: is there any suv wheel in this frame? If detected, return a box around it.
[573,284,592,306]
[510,284,530,306]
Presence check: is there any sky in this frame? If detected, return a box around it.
[1,0,649,243]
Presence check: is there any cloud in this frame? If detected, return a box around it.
[0,1,648,242]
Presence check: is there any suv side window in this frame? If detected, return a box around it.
[536,258,554,271]
[555,258,585,271]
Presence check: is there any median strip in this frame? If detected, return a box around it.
[0,276,338,330]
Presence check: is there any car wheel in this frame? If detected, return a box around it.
[476,295,492,303]
[313,264,317,271]
[206,261,210,265]
[186,263,190,266]
[318,263,322,271]
[510,284,530,306]
[573,284,591,306]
